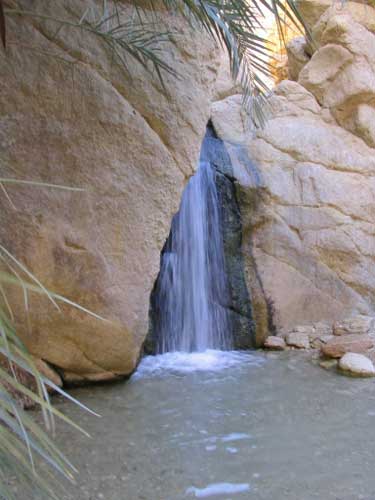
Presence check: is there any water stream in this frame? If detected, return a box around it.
[151,145,232,353]
[30,351,375,500]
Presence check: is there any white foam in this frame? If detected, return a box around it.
[186,482,250,497]
[132,350,263,379]
[221,433,252,442]
[226,447,238,454]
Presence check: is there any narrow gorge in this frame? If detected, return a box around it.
[2,0,375,499]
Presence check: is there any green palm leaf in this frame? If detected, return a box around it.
[5,0,307,125]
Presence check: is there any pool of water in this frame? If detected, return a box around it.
[30,351,375,499]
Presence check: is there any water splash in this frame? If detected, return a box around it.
[153,158,232,353]
[133,350,263,379]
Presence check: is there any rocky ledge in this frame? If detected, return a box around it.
[263,314,375,378]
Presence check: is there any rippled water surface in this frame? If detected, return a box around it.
[31,351,375,499]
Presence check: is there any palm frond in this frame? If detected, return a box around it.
[5,6,179,82]
[147,0,308,123]
[0,255,104,499]
[5,0,308,125]
[0,181,105,499]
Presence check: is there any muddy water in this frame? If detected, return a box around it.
[38,351,375,499]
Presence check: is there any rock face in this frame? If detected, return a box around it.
[211,1,375,336]
[0,0,232,381]
[338,353,375,377]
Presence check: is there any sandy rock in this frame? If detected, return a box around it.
[211,94,247,145]
[298,44,353,104]
[338,353,375,377]
[319,359,338,370]
[210,1,375,337]
[333,316,375,336]
[321,335,374,358]
[287,36,310,81]
[293,325,316,336]
[316,2,375,36]
[263,336,286,351]
[0,0,230,381]
[344,104,375,149]
[311,334,334,349]
[296,0,332,27]
[285,332,310,349]
[319,335,335,344]
[33,357,62,388]
[314,322,333,337]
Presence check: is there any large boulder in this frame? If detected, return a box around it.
[211,2,375,335]
[0,0,230,382]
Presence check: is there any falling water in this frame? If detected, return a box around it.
[153,149,232,353]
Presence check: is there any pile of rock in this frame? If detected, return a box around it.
[321,316,375,377]
[263,315,375,377]
[264,321,332,351]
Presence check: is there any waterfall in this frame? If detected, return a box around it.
[152,145,232,353]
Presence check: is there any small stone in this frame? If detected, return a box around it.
[314,322,332,337]
[319,334,334,344]
[294,325,316,336]
[311,334,334,348]
[285,332,310,349]
[338,353,375,378]
[263,336,286,351]
[333,316,375,336]
[319,359,338,370]
[321,334,374,359]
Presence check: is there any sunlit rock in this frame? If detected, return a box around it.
[0,0,230,381]
[211,2,375,336]
[338,352,375,377]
